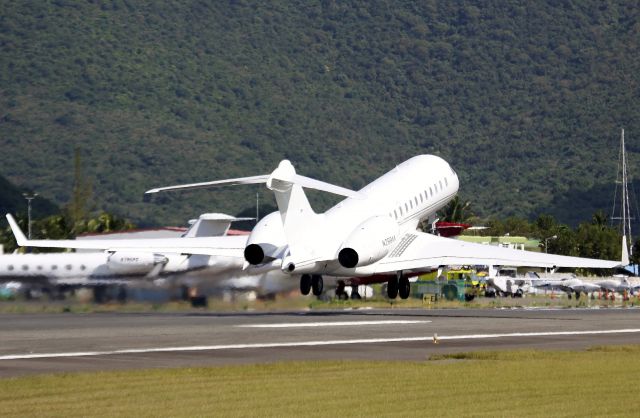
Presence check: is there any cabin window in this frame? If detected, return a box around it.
[37,266,43,271]
[8,265,14,271]
[80,265,86,271]
[399,207,403,216]
[65,264,72,271]
[409,201,413,210]
[405,203,408,212]
[51,265,58,270]
[415,197,419,206]
[420,194,423,203]
[439,180,443,189]
[22,265,28,271]
[429,187,433,196]
[445,177,448,186]
[394,209,398,219]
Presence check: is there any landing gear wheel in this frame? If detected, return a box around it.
[300,274,312,295]
[311,275,323,296]
[398,274,410,300]
[387,277,399,299]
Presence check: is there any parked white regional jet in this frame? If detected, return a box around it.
[7,155,624,299]
[2,214,295,298]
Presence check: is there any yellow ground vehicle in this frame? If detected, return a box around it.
[413,268,485,301]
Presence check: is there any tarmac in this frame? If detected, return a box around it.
[2,307,640,378]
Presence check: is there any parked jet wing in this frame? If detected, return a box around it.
[6,214,246,257]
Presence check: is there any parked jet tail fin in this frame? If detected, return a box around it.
[6,214,27,247]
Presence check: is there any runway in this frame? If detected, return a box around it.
[2,307,640,377]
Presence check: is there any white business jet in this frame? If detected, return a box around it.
[3,213,295,298]
[140,154,623,299]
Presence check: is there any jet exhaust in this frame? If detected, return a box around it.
[338,248,359,269]
[244,244,265,265]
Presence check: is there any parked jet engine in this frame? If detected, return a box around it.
[338,215,399,268]
[244,212,287,265]
[107,252,168,274]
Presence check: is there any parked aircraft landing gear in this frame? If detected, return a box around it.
[335,281,348,300]
[387,276,398,299]
[351,285,361,300]
[311,274,323,296]
[300,274,312,295]
[398,272,410,300]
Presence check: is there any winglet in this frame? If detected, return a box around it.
[5,214,28,247]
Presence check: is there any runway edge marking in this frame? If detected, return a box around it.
[3,328,640,361]
[236,320,432,328]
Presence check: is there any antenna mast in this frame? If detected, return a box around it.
[622,129,633,257]
[612,128,633,261]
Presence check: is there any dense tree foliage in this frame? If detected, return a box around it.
[1,2,639,226]
[438,196,476,223]
[480,211,623,266]
[0,174,59,219]
[0,211,134,253]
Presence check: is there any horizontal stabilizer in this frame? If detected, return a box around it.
[292,174,362,199]
[145,175,269,194]
[146,162,362,198]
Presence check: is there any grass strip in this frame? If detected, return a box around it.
[2,345,640,417]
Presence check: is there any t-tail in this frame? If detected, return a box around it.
[145,159,361,269]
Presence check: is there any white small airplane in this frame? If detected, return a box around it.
[595,276,640,296]
[532,274,602,299]
[486,267,531,297]
[6,155,625,299]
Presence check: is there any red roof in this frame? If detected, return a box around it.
[435,222,471,237]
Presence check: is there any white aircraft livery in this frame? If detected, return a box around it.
[1,214,295,297]
[6,155,623,299]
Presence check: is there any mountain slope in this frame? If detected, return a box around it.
[1,1,639,225]
[0,174,58,220]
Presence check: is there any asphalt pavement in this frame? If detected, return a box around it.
[2,307,640,377]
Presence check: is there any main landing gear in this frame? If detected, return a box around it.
[387,271,410,300]
[300,274,323,296]
[335,281,362,300]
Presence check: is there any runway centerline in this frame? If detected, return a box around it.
[236,320,432,328]
[2,328,640,361]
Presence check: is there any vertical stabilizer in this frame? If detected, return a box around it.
[267,160,318,258]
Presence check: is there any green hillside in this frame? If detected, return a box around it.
[0,174,58,219]
[1,1,639,226]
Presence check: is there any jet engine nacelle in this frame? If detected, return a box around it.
[107,251,167,273]
[338,216,399,268]
[244,211,287,265]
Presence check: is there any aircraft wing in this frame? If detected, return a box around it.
[370,231,622,273]
[5,214,246,257]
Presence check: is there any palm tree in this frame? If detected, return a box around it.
[438,196,475,223]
